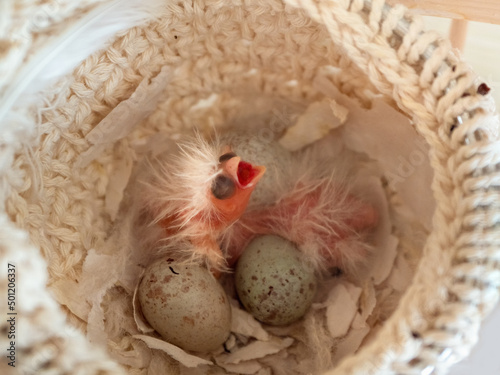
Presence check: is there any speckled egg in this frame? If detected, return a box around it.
[235,235,317,325]
[138,258,231,352]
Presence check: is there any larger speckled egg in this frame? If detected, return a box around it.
[235,235,317,325]
[138,259,231,352]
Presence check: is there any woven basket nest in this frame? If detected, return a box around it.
[1,0,500,374]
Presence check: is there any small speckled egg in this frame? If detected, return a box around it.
[235,235,317,325]
[138,258,231,352]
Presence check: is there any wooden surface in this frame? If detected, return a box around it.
[448,19,468,51]
[387,0,500,25]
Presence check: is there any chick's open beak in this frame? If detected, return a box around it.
[209,155,266,228]
[222,156,266,189]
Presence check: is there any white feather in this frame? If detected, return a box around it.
[0,0,167,127]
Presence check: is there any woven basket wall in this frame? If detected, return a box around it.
[1,0,500,374]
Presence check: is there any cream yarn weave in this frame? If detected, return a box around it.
[1,0,499,374]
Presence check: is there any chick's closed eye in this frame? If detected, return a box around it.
[212,174,236,200]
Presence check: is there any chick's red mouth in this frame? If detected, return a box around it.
[237,161,260,187]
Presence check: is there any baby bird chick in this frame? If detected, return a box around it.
[138,130,377,276]
[139,132,265,272]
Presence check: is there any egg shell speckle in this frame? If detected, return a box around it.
[235,235,317,325]
[138,259,231,352]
